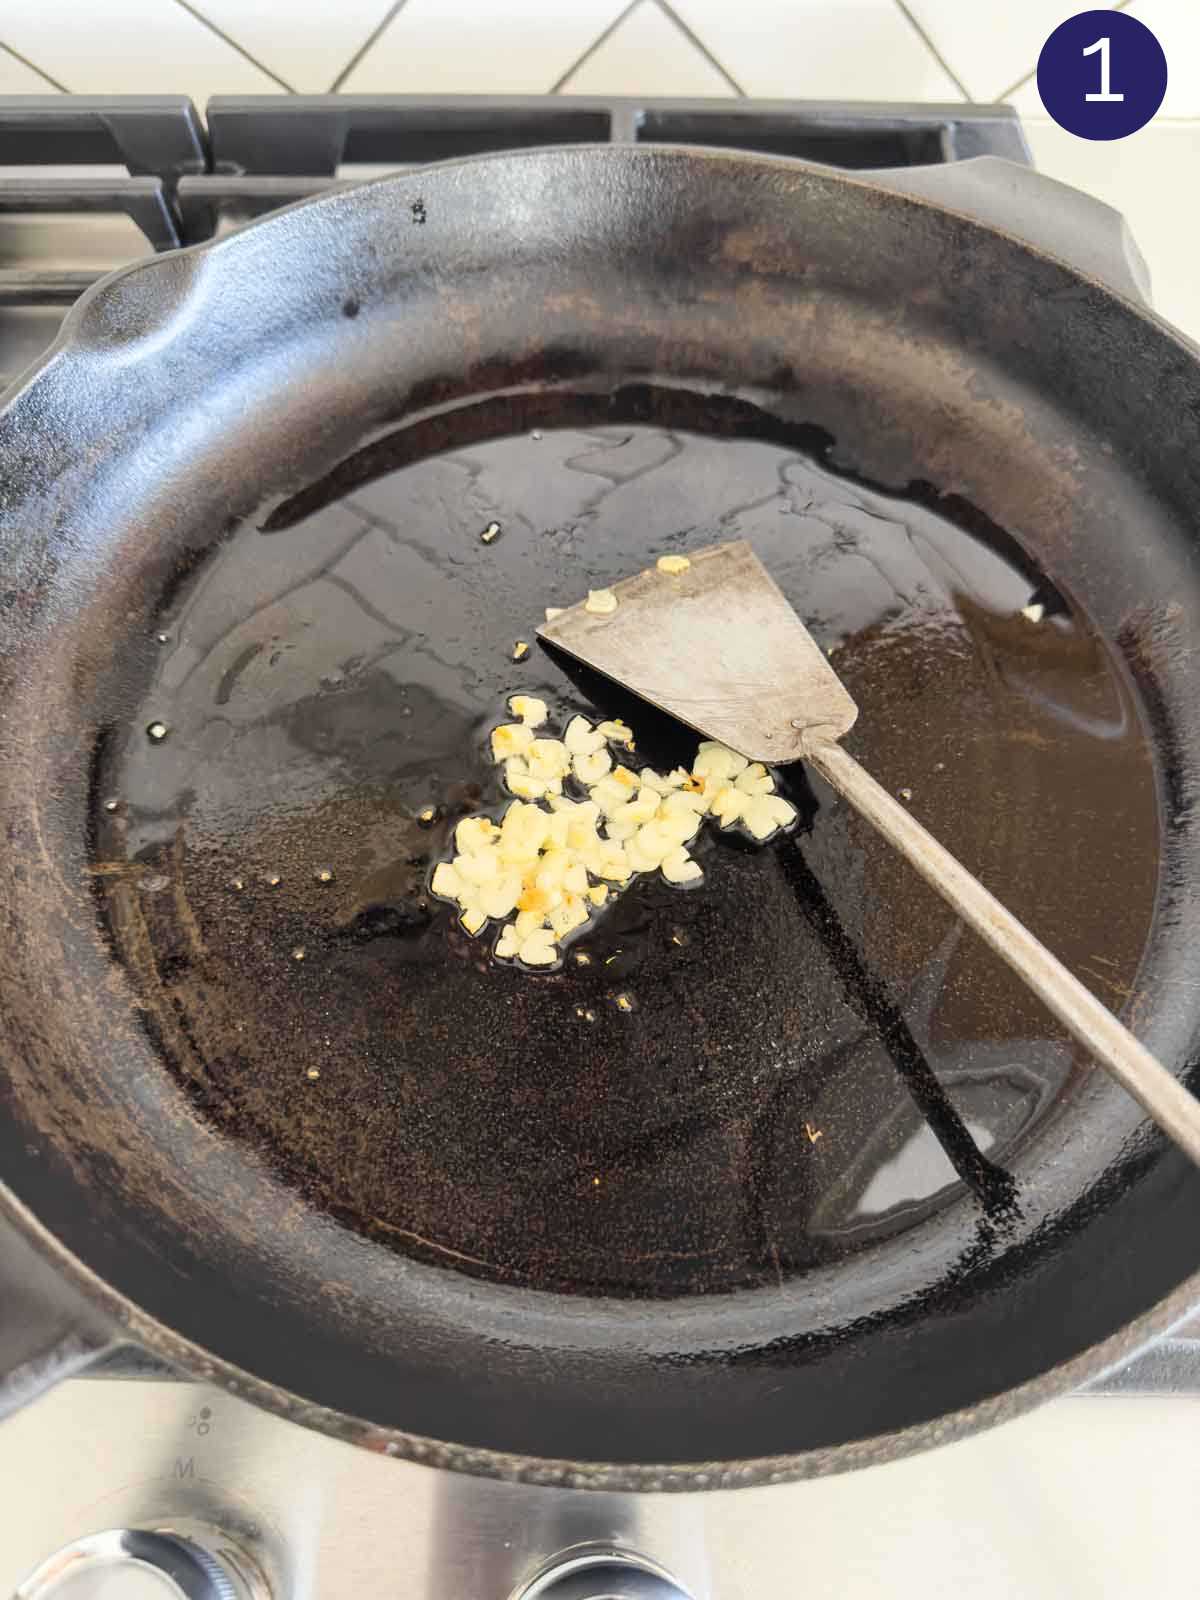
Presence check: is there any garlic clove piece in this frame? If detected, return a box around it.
[662,849,703,885]
[519,929,559,966]
[584,588,618,616]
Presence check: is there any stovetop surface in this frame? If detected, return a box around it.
[4,1375,1200,1600]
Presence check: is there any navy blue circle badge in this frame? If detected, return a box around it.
[1037,10,1167,139]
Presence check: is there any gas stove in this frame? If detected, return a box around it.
[0,91,1196,1600]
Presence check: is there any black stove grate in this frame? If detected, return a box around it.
[0,93,1030,383]
[1,93,1030,240]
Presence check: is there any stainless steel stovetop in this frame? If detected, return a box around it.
[0,91,1194,1600]
[4,1355,1200,1600]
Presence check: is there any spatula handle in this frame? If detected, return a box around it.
[806,737,1200,1169]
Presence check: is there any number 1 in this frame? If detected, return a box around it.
[1083,36,1124,102]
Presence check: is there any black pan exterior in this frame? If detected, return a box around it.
[1,147,1199,1488]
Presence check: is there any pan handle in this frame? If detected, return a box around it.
[863,156,1153,309]
[0,1203,118,1419]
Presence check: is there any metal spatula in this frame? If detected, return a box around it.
[539,538,1200,1168]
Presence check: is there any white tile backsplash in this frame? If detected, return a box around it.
[559,0,734,98]
[902,0,1124,102]
[666,0,963,99]
[337,0,630,94]
[0,46,59,94]
[181,0,398,92]
[1107,0,1199,116]
[0,0,282,106]
[1011,0,1200,116]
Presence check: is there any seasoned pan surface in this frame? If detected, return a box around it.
[98,409,1155,1297]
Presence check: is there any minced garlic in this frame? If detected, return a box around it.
[509,695,548,727]
[430,704,797,968]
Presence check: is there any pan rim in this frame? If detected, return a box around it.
[3,1169,1197,1490]
[3,140,1200,1486]
[3,141,1199,418]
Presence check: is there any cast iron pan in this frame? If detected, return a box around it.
[1,146,1199,1490]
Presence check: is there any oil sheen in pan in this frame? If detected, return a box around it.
[95,413,1159,1299]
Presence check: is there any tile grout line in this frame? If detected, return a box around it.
[889,0,972,101]
[169,0,298,93]
[995,0,1134,106]
[994,67,1034,104]
[653,0,746,95]
[549,0,644,95]
[0,38,69,93]
[328,0,410,94]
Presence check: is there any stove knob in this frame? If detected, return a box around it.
[518,1550,692,1600]
[15,1527,269,1600]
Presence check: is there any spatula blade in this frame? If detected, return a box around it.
[537,540,857,764]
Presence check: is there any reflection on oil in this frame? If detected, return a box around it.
[856,1119,995,1221]
[94,410,1160,1297]
[810,1056,1057,1242]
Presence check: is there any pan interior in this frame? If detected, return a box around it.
[93,390,1158,1298]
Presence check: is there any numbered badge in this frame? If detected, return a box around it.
[1037,9,1168,139]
